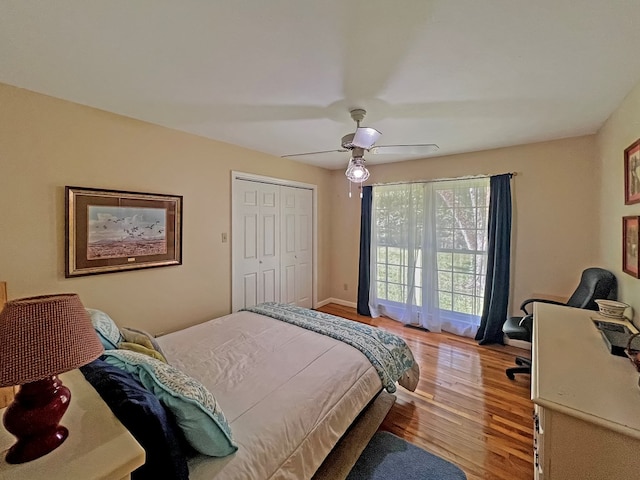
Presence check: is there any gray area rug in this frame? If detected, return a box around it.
[346,431,467,480]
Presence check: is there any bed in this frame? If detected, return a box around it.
[3,290,419,480]
[153,304,418,480]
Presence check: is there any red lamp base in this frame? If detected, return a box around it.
[2,376,71,464]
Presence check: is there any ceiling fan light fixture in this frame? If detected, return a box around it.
[345,156,370,183]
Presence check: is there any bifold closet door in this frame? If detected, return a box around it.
[232,180,280,311]
[280,186,313,308]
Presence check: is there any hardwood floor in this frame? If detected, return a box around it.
[316,303,534,480]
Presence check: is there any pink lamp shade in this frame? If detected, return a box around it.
[0,294,104,463]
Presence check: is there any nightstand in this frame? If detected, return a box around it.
[0,369,145,479]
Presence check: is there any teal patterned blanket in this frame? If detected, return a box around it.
[243,303,419,393]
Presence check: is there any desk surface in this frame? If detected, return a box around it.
[0,369,145,479]
[532,303,640,439]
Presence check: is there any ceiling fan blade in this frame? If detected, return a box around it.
[281,149,348,159]
[369,144,439,155]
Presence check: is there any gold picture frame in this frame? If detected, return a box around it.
[623,216,640,278]
[65,186,183,277]
[624,138,640,205]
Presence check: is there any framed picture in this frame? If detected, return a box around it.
[623,216,640,278]
[65,186,183,277]
[624,138,640,205]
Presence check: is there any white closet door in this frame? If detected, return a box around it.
[232,180,280,311]
[280,186,313,308]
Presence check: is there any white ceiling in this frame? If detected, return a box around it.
[1,1,640,170]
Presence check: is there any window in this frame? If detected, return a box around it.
[370,178,489,335]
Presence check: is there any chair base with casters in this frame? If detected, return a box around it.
[506,356,532,379]
[503,314,533,379]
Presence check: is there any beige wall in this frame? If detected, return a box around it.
[3,76,631,333]
[0,83,332,334]
[596,78,640,325]
[330,136,600,316]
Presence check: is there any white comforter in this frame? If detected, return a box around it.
[157,310,383,480]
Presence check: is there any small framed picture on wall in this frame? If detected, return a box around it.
[623,216,640,278]
[624,138,640,205]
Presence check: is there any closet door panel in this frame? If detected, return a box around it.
[262,268,277,303]
[282,264,296,304]
[280,186,313,308]
[296,189,313,308]
[233,180,280,311]
[242,273,258,308]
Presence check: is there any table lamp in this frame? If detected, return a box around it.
[0,293,103,464]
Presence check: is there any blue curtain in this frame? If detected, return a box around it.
[475,174,512,345]
[357,186,373,316]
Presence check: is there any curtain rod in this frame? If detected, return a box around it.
[371,172,516,187]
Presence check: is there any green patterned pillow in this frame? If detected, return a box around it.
[86,308,124,350]
[102,350,237,457]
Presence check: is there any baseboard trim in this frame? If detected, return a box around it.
[319,297,358,309]
[505,337,532,351]
[315,298,332,308]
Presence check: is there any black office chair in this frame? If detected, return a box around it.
[503,267,618,379]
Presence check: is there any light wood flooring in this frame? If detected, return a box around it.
[316,303,533,480]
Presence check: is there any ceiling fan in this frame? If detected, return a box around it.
[281,108,439,185]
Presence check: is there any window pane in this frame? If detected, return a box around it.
[474,298,484,316]
[476,273,486,296]
[475,254,487,274]
[436,189,454,209]
[388,283,403,303]
[377,281,387,300]
[455,208,476,228]
[453,253,474,273]
[414,287,422,306]
[453,273,475,295]
[377,264,387,281]
[436,207,454,228]
[477,208,488,231]
[439,292,452,310]
[476,230,487,251]
[476,186,489,206]
[388,247,402,265]
[453,294,474,314]
[377,246,387,264]
[437,252,453,270]
[454,229,477,250]
[438,271,452,291]
[387,265,402,284]
[438,229,453,249]
[414,267,423,287]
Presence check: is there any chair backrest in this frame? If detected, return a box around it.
[566,267,617,310]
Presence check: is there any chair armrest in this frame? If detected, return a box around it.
[518,314,533,333]
[520,298,566,315]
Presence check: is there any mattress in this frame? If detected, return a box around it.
[156,310,383,480]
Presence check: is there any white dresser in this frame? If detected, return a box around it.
[0,369,145,480]
[532,303,640,479]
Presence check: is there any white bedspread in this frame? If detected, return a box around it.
[156,310,383,480]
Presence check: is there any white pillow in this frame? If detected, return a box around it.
[86,308,124,349]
